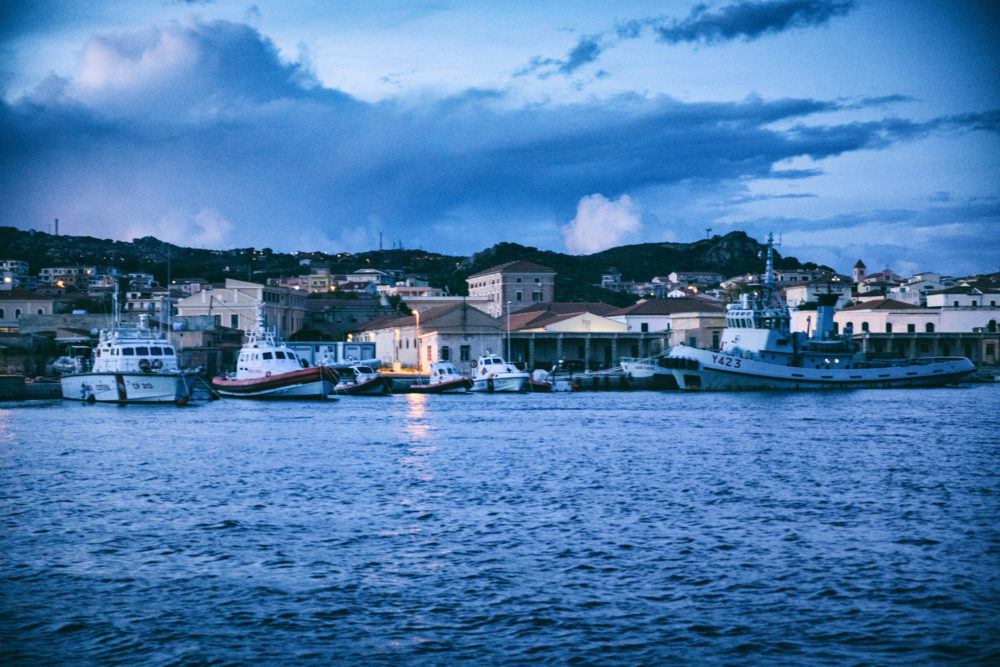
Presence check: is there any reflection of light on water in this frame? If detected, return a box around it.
[404,393,430,443]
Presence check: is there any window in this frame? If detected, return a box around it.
[426,345,432,364]
[640,322,649,333]
[164,347,175,355]
[972,300,978,307]
[907,323,915,333]
[275,351,286,359]
[262,352,273,360]
[534,277,540,283]
[861,322,869,332]
[213,314,222,326]
[925,323,934,333]
[0,309,4,318]
[954,300,959,307]
[122,348,135,356]
[37,308,44,315]
[516,277,522,283]
[441,346,451,361]
[986,344,995,356]
[885,323,892,333]
[151,347,163,355]
[231,313,239,328]
[516,290,522,301]
[460,345,470,361]
[532,291,542,302]
[14,308,21,318]
[136,346,149,355]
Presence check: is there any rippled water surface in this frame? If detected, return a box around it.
[2,386,999,664]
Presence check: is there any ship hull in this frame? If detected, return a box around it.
[61,372,198,404]
[212,367,337,399]
[409,378,473,394]
[666,346,976,391]
[470,374,528,393]
[334,376,392,395]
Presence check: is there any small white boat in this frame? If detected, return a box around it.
[212,313,337,399]
[469,353,529,393]
[60,315,200,405]
[334,365,392,395]
[409,361,473,394]
[620,355,678,390]
[528,363,579,392]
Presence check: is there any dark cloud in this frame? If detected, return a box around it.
[0,17,994,255]
[656,0,856,45]
[522,0,856,78]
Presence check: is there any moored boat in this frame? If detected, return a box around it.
[60,315,200,405]
[409,361,473,394]
[665,235,976,391]
[334,365,392,395]
[212,313,338,399]
[528,363,579,392]
[620,355,679,390]
[469,352,529,393]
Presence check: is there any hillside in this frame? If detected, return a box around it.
[0,227,821,303]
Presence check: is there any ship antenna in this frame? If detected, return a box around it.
[764,233,775,287]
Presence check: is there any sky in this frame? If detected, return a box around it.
[1,0,998,277]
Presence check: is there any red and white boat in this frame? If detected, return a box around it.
[212,314,337,399]
[409,361,473,394]
[333,365,392,395]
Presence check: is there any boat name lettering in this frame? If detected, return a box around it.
[711,354,742,369]
[129,381,154,390]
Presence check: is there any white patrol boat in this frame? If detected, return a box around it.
[469,352,529,393]
[212,311,338,399]
[60,315,200,404]
[664,234,976,391]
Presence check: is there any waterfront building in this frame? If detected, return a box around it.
[0,288,55,333]
[176,279,306,339]
[466,261,556,318]
[350,302,501,372]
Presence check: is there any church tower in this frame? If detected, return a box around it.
[853,259,866,284]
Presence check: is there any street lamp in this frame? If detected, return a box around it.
[506,300,511,361]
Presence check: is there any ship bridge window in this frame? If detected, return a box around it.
[164,347,174,355]
[122,347,135,356]
[275,351,286,359]
[288,352,297,360]
[262,352,273,360]
[150,346,163,355]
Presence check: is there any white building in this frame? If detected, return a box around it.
[176,279,306,338]
[926,285,1000,309]
[351,302,502,372]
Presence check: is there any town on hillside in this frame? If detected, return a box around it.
[1,244,999,378]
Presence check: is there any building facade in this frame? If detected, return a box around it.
[466,261,556,318]
[176,279,306,339]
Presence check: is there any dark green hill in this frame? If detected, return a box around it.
[1,226,822,305]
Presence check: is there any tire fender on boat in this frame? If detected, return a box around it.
[487,376,495,393]
[266,371,272,377]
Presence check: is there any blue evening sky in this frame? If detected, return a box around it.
[1,0,998,276]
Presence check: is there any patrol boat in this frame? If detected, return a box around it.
[60,314,200,404]
[664,235,976,391]
[212,311,338,399]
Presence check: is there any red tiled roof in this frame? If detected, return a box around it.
[839,298,921,311]
[0,288,54,301]
[608,297,724,316]
[467,260,556,279]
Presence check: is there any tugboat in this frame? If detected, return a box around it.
[409,361,473,394]
[664,234,976,390]
[212,311,338,399]
[469,352,529,393]
[60,314,200,405]
[333,365,393,395]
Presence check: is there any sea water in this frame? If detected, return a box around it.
[2,386,999,664]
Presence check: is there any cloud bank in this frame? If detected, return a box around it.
[0,15,996,272]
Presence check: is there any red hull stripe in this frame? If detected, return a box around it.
[212,366,337,394]
[409,378,473,393]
